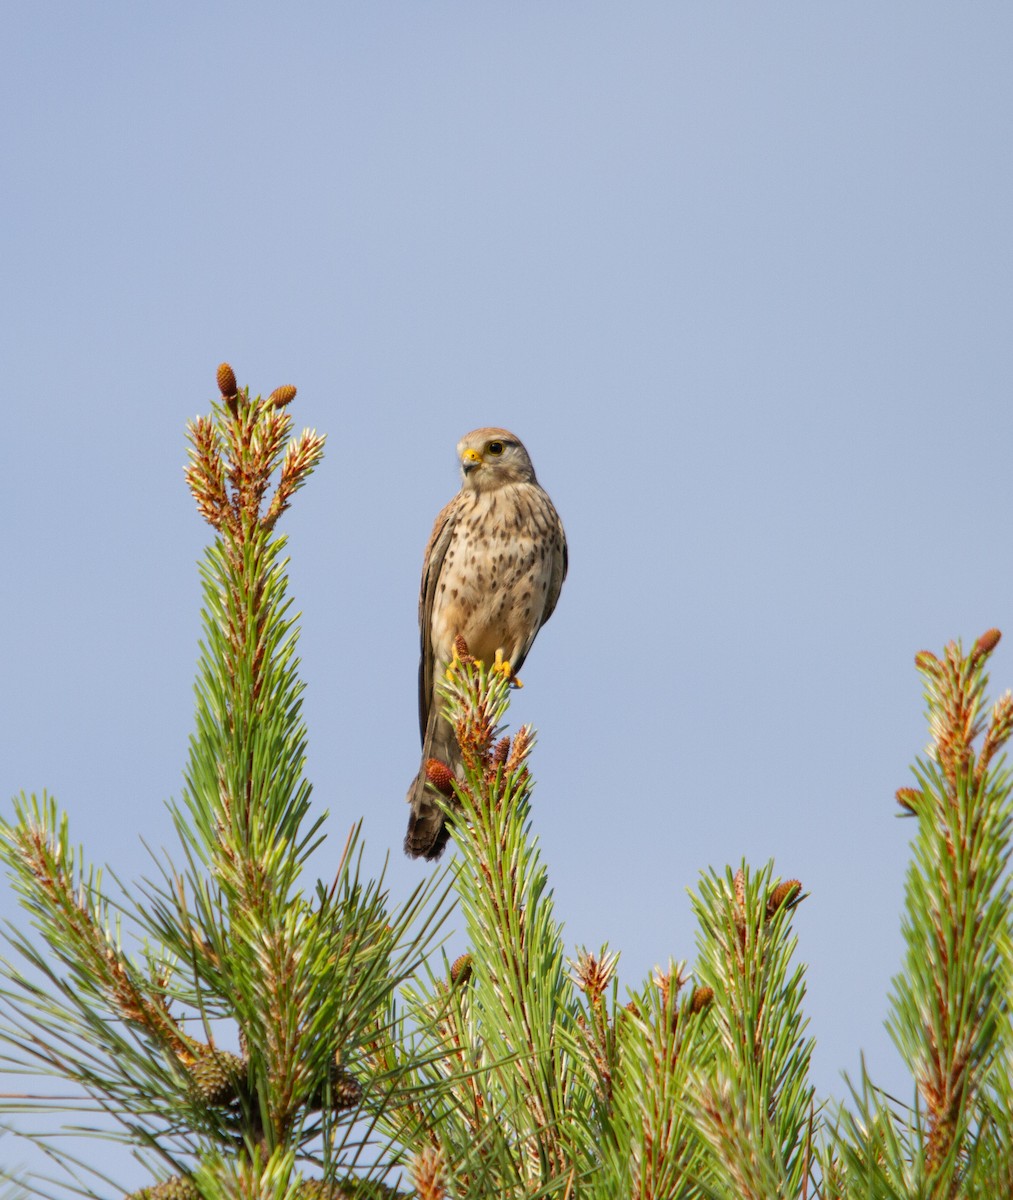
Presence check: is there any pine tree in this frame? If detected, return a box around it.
[3,366,1012,1198]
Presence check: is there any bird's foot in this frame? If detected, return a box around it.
[493,649,523,688]
[444,636,476,681]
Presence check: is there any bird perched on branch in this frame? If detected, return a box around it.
[404,428,567,859]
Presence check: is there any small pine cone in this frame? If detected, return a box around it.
[425,758,455,796]
[296,1182,351,1200]
[972,628,1002,666]
[310,1057,363,1112]
[216,362,237,397]
[690,986,714,1015]
[624,999,641,1019]
[896,787,921,815]
[453,634,474,662]
[268,384,297,408]
[329,1064,363,1112]
[187,1050,245,1107]
[451,953,473,985]
[766,879,802,918]
[131,1177,202,1200]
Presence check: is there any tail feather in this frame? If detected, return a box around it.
[404,708,460,860]
[403,783,451,859]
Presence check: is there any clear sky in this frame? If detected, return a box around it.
[3,2,1012,1189]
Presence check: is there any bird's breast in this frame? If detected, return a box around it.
[430,485,558,666]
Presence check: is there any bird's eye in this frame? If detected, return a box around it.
[487,441,504,456]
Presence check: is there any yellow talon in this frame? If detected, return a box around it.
[492,649,523,688]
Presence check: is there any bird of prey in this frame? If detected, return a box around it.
[404,427,567,859]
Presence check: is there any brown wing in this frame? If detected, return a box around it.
[540,493,568,627]
[417,493,461,744]
[509,487,569,677]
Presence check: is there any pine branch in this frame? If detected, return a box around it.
[1,794,196,1064]
[833,628,1013,1197]
[1,365,447,1199]
[581,960,714,1200]
[690,862,814,1199]
[366,651,600,1196]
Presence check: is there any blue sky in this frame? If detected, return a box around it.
[3,2,1012,1189]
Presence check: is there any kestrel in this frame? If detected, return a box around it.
[404,428,568,859]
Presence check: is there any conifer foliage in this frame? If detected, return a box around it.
[2,368,1013,1198]
[0,368,441,1199]
[363,646,814,1198]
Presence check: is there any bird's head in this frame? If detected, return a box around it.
[456,428,536,491]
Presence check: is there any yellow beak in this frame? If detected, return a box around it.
[461,447,483,473]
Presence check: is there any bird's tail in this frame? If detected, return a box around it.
[404,709,461,860]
